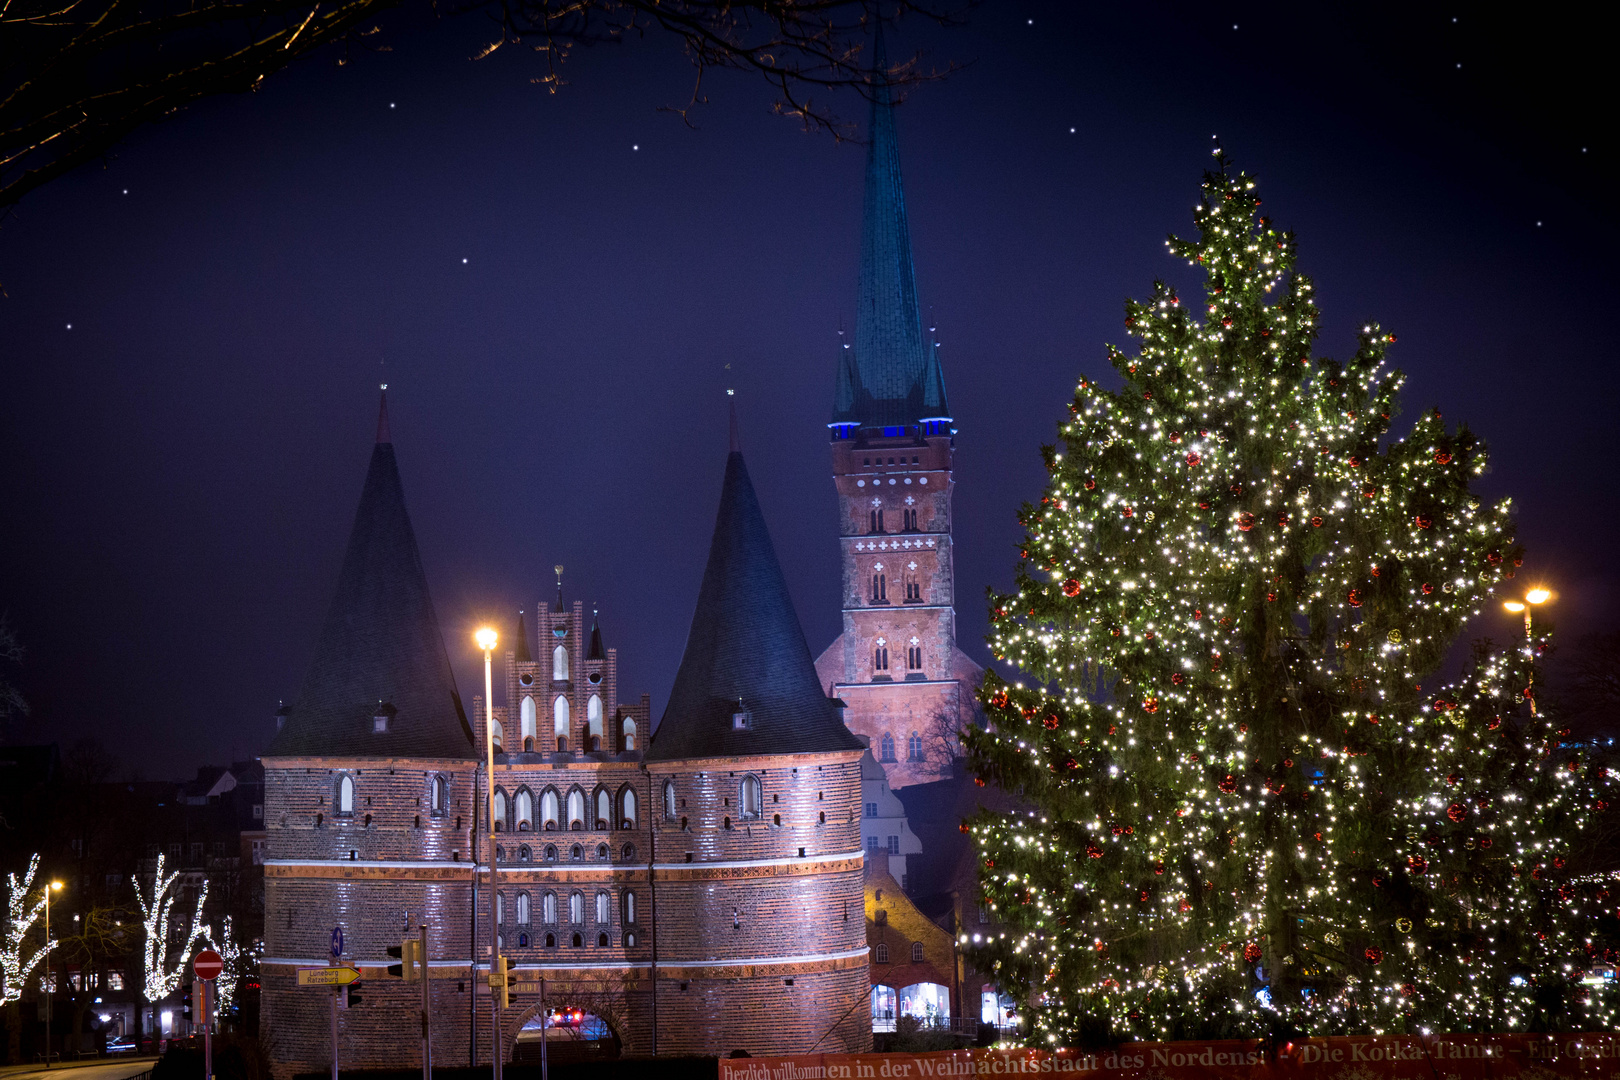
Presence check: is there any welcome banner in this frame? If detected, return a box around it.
[720,1036,1620,1080]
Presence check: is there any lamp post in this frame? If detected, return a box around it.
[475,627,502,1080]
[1503,587,1552,716]
[43,880,62,1066]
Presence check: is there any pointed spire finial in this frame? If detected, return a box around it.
[727,389,740,453]
[376,384,391,444]
[553,564,565,613]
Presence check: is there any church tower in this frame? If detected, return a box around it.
[814,28,982,790]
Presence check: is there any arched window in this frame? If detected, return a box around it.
[870,571,887,603]
[496,845,505,862]
[904,508,919,531]
[596,843,608,859]
[875,943,889,963]
[543,844,558,862]
[619,787,637,829]
[740,775,761,820]
[516,893,531,925]
[430,775,448,817]
[569,892,585,924]
[662,780,677,821]
[520,696,537,742]
[874,639,889,671]
[518,845,531,862]
[571,932,583,949]
[587,695,603,743]
[540,789,559,830]
[518,932,529,948]
[869,508,885,533]
[491,718,504,751]
[336,775,355,816]
[598,932,609,947]
[907,642,923,670]
[624,930,638,947]
[596,892,611,924]
[622,717,638,751]
[912,942,924,963]
[544,933,556,948]
[595,788,611,830]
[571,843,583,861]
[622,890,637,925]
[542,892,557,924]
[496,892,505,925]
[567,788,586,829]
[621,843,636,862]
[880,733,896,763]
[515,789,534,831]
[493,789,508,831]
[908,733,924,762]
[554,697,570,749]
[552,644,569,681]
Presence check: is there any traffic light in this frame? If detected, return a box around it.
[386,939,421,980]
[495,956,510,1009]
[180,983,194,1022]
[346,981,363,1008]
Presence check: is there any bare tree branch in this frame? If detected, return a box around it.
[0,0,968,212]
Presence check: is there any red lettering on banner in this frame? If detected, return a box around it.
[719,1036,1620,1080]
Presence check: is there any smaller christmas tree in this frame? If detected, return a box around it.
[963,153,1617,1043]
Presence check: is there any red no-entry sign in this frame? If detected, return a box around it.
[193,949,224,981]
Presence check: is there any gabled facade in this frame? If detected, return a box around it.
[815,27,983,789]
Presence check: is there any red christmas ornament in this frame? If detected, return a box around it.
[1063,579,1082,597]
[1310,515,1324,527]
[959,822,970,833]
[1155,861,1166,875]
[1171,672,1186,685]
[1401,983,1417,997]
[1415,515,1433,529]
[1486,551,1503,565]
[974,777,986,787]
[1407,855,1428,874]
[1362,485,1378,499]
[1348,456,1361,467]
[1185,452,1201,466]
[1275,512,1290,529]
[1447,803,1468,822]
[1169,431,1182,443]
[1480,837,1493,850]
[1143,391,1153,401]
[1043,713,1060,730]
[1365,947,1384,964]
[1123,506,1135,519]
[1348,589,1363,607]
[1084,478,1096,490]
[1238,512,1256,531]
[1198,500,1211,510]
[1243,943,1263,963]
[1143,697,1160,713]
[1219,775,1238,794]
[1435,452,1452,465]
[1422,582,1434,595]
[1086,843,1103,859]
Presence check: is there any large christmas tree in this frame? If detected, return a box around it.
[965,154,1616,1043]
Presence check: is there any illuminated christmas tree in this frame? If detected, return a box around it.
[964,153,1616,1042]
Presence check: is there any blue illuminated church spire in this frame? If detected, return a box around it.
[831,21,950,434]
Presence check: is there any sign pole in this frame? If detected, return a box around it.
[420,923,432,1080]
[204,980,213,1080]
[330,987,339,1080]
[538,977,547,1080]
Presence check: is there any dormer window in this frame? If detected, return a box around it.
[732,710,753,730]
[373,702,396,733]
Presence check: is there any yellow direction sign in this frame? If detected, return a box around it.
[298,966,361,987]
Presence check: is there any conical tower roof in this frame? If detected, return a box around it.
[649,439,862,762]
[831,21,950,431]
[514,610,532,663]
[267,391,476,760]
[588,612,605,662]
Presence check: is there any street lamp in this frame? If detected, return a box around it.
[1503,587,1552,715]
[44,880,62,1067]
[474,627,502,1080]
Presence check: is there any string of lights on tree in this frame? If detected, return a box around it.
[961,152,1616,1043]
[0,855,54,1005]
[135,853,209,1006]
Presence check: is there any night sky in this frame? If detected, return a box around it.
[2,2,1614,777]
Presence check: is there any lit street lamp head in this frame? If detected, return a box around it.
[1503,601,1526,613]
[49,881,62,891]
[1526,588,1551,605]
[475,627,498,652]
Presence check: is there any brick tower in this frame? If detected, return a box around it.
[814,27,982,790]
[261,390,480,1079]
[646,409,871,1054]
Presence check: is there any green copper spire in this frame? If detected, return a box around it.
[832,21,950,432]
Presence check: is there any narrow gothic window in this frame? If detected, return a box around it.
[870,572,887,603]
[493,789,507,832]
[908,645,922,670]
[908,732,924,761]
[904,508,918,531]
[741,775,761,820]
[622,891,637,924]
[619,787,638,829]
[542,891,557,924]
[541,789,559,830]
[336,776,355,816]
[905,578,921,602]
[880,733,896,763]
[622,717,637,751]
[567,788,586,829]
[874,643,889,671]
[554,697,570,748]
[662,780,677,821]
[869,508,885,534]
[587,694,603,745]
[520,696,537,742]
[596,788,611,829]
[569,892,585,924]
[515,789,534,831]
[552,644,569,681]
[597,891,611,924]
[516,892,531,925]
[430,776,448,817]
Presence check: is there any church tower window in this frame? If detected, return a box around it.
[595,788,611,830]
[569,891,585,924]
[880,733,896,763]
[740,775,761,820]
[870,567,887,603]
[493,789,507,832]
[619,787,638,828]
[662,780,677,821]
[515,789,534,831]
[874,639,889,672]
[429,775,448,818]
[552,644,569,681]
[908,732,924,761]
[567,788,586,829]
[541,788,559,830]
[542,891,557,924]
[622,716,638,751]
[587,694,603,748]
[336,775,355,816]
[907,639,922,670]
[554,697,570,751]
[520,695,536,747]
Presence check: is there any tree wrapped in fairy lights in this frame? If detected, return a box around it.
[964,153,1616,1043]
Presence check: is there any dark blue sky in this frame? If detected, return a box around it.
[2,2,1613,775]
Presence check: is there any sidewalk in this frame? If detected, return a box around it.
[0,1056,158,1078]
